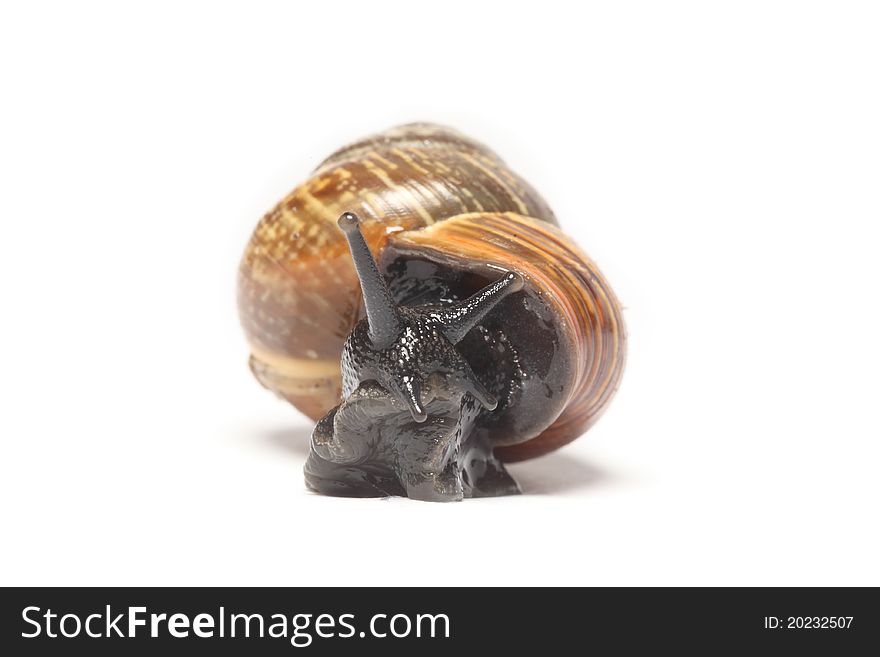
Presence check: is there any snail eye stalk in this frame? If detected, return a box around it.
[434,272,524,345]
[337,212,401,350]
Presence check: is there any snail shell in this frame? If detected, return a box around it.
[238,123,625,462]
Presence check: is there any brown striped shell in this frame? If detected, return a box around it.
[238,123,625,461]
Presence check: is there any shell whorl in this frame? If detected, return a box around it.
[238,124,557,419]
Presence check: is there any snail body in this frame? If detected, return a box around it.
[238,124,626,500]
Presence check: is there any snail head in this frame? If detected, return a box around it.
[337,212,523,424]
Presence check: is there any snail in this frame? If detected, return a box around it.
[238,123,626,501]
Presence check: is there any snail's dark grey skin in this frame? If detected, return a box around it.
[304,212,524,502]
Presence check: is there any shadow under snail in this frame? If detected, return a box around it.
[238,123,627,502]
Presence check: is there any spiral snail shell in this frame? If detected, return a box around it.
[238,123,626,500]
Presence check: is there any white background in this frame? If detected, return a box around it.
[1,1,878,586]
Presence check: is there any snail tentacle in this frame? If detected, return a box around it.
[432,349,499,412]
[455,370,498,412]
[394,375,427,424]
[431,272,524,345]
[337,212,401,350]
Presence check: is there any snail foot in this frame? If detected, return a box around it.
[304,380,520,502]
